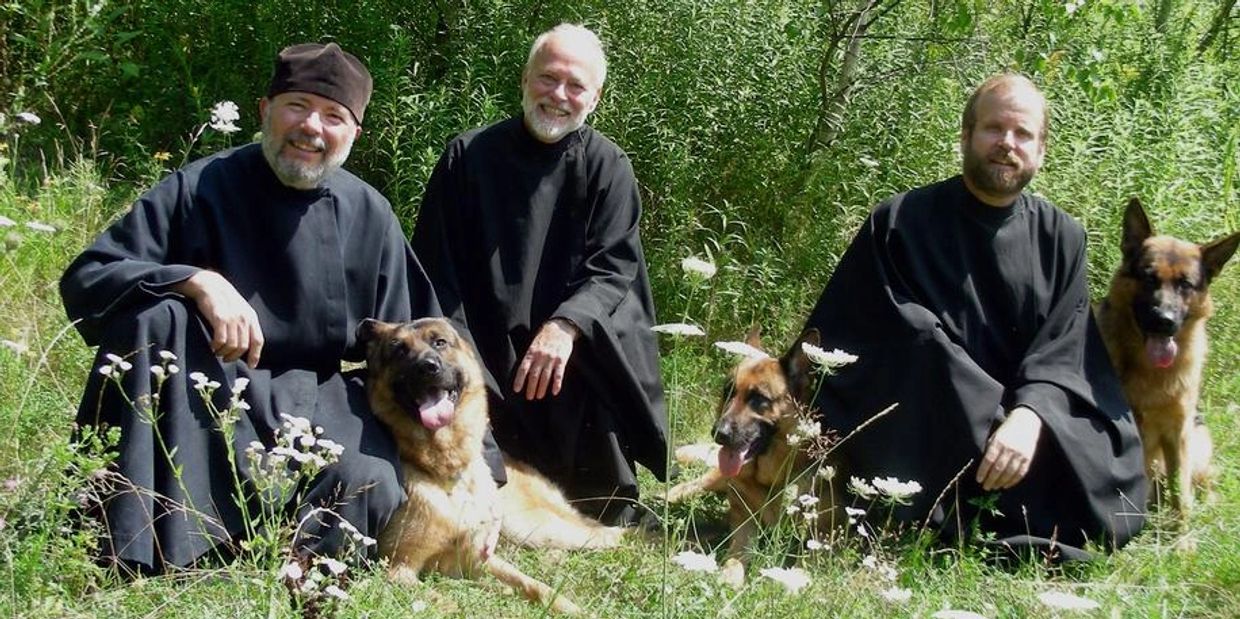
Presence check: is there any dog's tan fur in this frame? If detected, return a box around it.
[667,328,839,585]
[1095,198,1240,520]
[359,317,624,615]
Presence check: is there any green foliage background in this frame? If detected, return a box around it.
[2,0,1240,616]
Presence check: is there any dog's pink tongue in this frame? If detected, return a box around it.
[1145,336,1179,369]
[717,446,748,478]
[418,393,455,429]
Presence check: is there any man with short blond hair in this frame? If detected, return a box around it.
[413,24,667,526]
[61,43,437,573]
[802,73,1146,559]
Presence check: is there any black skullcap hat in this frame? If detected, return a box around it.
[267,43,373,124]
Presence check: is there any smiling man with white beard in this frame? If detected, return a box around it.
[412,24,668,527]
[800,74,1147,560]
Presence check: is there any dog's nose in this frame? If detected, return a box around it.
[416,356,442,376]
[1149,309,1179,335]
[712,421,734,446]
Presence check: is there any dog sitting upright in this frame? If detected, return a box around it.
[1095,198,1240,519]
[357,317,625,615]
[667,328,838,585]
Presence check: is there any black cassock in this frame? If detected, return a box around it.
[804,176,1146,558]
[61,143,439,571]
[412,117,668,524]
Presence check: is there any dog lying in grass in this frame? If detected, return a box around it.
[358,317,626,615]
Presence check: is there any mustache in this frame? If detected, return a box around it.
[286,131,326,151]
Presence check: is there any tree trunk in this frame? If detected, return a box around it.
[1198,0,1238,54]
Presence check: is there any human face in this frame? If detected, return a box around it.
[521,36,602,143]
[259,92,361,189]
[960,87,1046,206]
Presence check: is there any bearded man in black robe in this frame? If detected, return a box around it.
[412,24,668,526]
[61,43,438,573]
[804,74,1147,559]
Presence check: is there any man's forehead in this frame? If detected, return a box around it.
[976,87,1044,123]
[531,36,601,81]
[273,91,353,114]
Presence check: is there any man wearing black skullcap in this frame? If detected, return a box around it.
[61,42,437,574]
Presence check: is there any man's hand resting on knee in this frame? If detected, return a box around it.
[976,406,1043,491]
[174,270,264,368]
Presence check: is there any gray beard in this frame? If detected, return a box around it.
[521,92,585,143]
[260,120,352,189]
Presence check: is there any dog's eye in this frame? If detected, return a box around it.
[748,393,771,410]
[432,337,449,349]
[387,338,406,354]
[1176,276,1194,291]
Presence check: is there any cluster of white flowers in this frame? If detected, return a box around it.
[861,554,898,581]
[1064,0,1085,16]
[336,517,378,549]
[816,464,836,481]
[871,477,923,503]
[681,256,717,281]
[759,566,811,594]
[97,352,134,377]
[712,340,768,359]
[800,342,858,373]
[879,587,913,604]
[848,475,923,505]
[148,350,181,381]
[188,371,222,392]
[278,555,351,607]
[247,414,344,476]
[651,322,705,337]
[670,550,718,573]
[209,100,241,134]
[785,416,822,446]
[784,491,822,523]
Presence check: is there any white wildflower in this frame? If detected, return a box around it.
[671,550,718,573]
[759,567,811,594]
[651,323,705,336]
[277,561,303,581]
[324,584,349,600]
[320,557,348,576]
[848,476,878,499]
[817,464,836,480]
[794,418,821,441]
[681,256,717,280]
[167,364,180,375]
[158,350,177,361]
[105,353,124,365]
[856,524,870,538]
[880,587,912,603]
[1065,0,1085,16]
[16,112,40,125]
[232,377,250,393]
[844,506,866,523]
[0,216,14,227]
[360,535,377,547]
[801,342,858,372]
[1,339,29,355]
[98,365,114,376]
[859,155,880,168]
[786,503,801,515]
[932,611,989,619]
[1037,591,1100,611]
[713,340,769,359]
[410,600,428,612]
[189,371,209,388]
[209,101,241,134]
[299,435,317,448]
[797,494,819,508]
[318,439,344,457]
[1089,48,1105,62]
[805,539,825,551]
[872,477,924,502]
[150,365,166,379]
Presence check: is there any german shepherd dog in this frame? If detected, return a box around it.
[666,328,838,585]
[1095,198,1240,520]
[357,317,626,615]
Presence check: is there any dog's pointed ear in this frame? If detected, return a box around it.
[781,329,820,399]
[1121,197,1153,258]
[744,324,762,348]
[1201,231,1240,284]
[355,318,387,346]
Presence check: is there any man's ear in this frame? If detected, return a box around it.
[258,97,270,123]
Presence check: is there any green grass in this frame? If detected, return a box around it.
[3,152,1240,619]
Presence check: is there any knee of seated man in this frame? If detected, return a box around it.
[97,297,206,349]
[315,452,405,518]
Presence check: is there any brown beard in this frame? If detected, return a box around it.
[962,145,1034,199]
